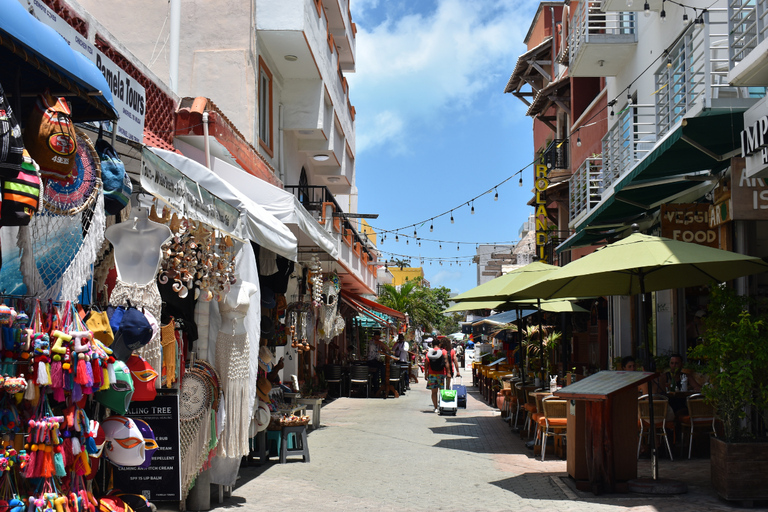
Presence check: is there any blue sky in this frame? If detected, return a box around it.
[348,0,541,296]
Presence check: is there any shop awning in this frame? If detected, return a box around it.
[210,157,340,260]
[0,0,117,121]
[340,294,395,328]
[340,290,406,321]
[142,147,298,261]
[560,112,743,253]
[472,309,537,326]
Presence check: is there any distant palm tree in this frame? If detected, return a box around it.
[377,281,419,315]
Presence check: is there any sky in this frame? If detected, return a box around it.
[347,0,541,296]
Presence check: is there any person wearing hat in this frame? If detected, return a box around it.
[425,338,448,413]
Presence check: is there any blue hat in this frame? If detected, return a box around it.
[116,306,152,351]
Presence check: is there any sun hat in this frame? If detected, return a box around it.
[260,316,275,341]
[427,348,443,360]
[255,401,270,433]
[257,376,272,402]
[258,346,274,372]
[101,415,145,467]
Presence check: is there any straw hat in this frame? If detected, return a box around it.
[257,376,272,402]
[255,401,271,432]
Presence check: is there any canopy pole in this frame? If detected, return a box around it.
[640,275,659,480]
[517,305,525,386]
[537,297,544,387]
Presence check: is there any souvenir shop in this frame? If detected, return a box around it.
[0,1,298,510]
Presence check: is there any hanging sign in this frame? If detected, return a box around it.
[732,162,768,220]
[112,393,181,501]
[660,204,719,248]
[141,147,243,237]
[24,0,146,143]
[534,163,549,262]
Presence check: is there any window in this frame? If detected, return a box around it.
[258,56,273,157]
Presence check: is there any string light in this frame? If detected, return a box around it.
[519,176,523,187]
[494,188,498,201]
[457,244,460,251]
[627,0,632,6]
[682,7,688,24]
[450,212,454,224]
[395,234,399,242]
[660,1,666,23]
[471,201,475,215]
[576,135,582,147]
[643,1,651,17]
[627,92,633,105]
[430,222,433,232]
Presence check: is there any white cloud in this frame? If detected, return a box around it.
[348,0,539,154]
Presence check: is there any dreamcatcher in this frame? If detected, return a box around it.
[319,273,344,341]
[287,301,313,353]
[18,129,105,302]
[179,365,217,500]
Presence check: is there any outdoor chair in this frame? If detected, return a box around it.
[532,391,552,450]
[679,393,717,459]
[388,363,402,396]
[324,365,345,397]
[511,381,526,428]
[638,394,674,460]
[349,364,371,398]
[522,386,540,438]
[539,396,568,461]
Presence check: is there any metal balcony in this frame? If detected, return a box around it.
[728,0,768,85]
[569,0,637,77]
[542,139,569,170]
[602,103,656,190]
[569,157,603,227]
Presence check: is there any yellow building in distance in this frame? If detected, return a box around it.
[388,267,425,286]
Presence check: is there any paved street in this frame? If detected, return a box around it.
[217,379,762,512]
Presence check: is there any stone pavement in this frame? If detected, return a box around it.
[201,379,765,512]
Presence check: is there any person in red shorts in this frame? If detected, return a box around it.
[425,339,448,413]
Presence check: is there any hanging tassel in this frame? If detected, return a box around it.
[50,361,63,389]
[52,387,65,403]
[106,362,116,384]
[83,360,94,392]
[23,449,36,478]
[36,361,49,386]
[71,437,81,456]
[84,435,96,455]
[90,360,101,387]
[53,450,65,477]
[61,438,73,469]
[42,447,54,477]
[71,383,82,403]
[75,451,90,476]
[23,380,36,401]
[99,369,109,391]
[74,360,89,386]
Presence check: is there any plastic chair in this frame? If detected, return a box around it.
[324,365,344,397]
[679,393,717,459]
[539,396,568,461]
[349,365,371,398]
[638,394,674,460]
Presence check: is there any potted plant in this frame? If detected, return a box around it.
[688,285,768,504]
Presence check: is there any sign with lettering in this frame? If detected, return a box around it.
[141,148,243,237]
[534,163,549,262]
[24,0,146,143]
[740,96,768,179]
[112,393,181,501]
[660,204,719,248]
[731,162,768,220]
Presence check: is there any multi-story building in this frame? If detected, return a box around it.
[474,244,517,285]
[509,0,768,369]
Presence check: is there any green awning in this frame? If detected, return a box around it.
[559,112,744,253]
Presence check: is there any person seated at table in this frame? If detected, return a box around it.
[367,330,389,393]
[660,353,702,423]
[622,355,652,397]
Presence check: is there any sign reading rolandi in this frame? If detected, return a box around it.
[535,163,549,263]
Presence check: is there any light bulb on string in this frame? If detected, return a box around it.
[439,244,442,250]
[406,239,409,245]
[682,7,688,24]
[430,222,433,232]
[627,0,632,6]
[660,1,666,23]
[450,211,454,224]
[457,244,460,251]
[519,176,523,187]
[395,234,399,242]
[627,92,633,105]
[643,1,650,17]
[576,135,582,147]
[413,228,417,237]
[494,188,498,201]
[471,202,475,215]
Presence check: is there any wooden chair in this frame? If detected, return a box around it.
[638,394,674,460]
[539,396,568,461]
[679,393,717,459]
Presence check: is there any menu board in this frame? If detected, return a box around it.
[112,392,181,501]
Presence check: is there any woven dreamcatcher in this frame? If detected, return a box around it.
[179,367,214,500]
[19,129,105,302]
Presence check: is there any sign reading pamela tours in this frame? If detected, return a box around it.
[112,393,181,501]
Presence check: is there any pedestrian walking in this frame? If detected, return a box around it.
[425,339,448,412]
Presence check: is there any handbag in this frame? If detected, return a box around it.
[85,308,114,346]
[0,149,42,227]
[0,81,25,178]
[23,92,77,182]
[95,135,131,215]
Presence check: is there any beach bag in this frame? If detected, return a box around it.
[23,92,77,181]
[1,149,41,227]
[0,82,25,178]
[95,137,131,215]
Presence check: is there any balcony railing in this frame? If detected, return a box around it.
[569,157,603,225]
[569,0,636,76]
[601,103,656,190]
[542,139,569,170]
[729,0,768,64]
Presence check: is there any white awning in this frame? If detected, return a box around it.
[144,147,298,261]
[211,158,340,260]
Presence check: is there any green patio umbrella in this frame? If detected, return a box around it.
[514,232,768,300]
[513,230,768,480]
[442,300,507,313]
[452,261,560,302]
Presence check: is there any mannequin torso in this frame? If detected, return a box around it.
[105,207,172,284]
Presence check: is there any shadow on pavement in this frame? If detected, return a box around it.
[490,473,569,500]
[428,415,532,455]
